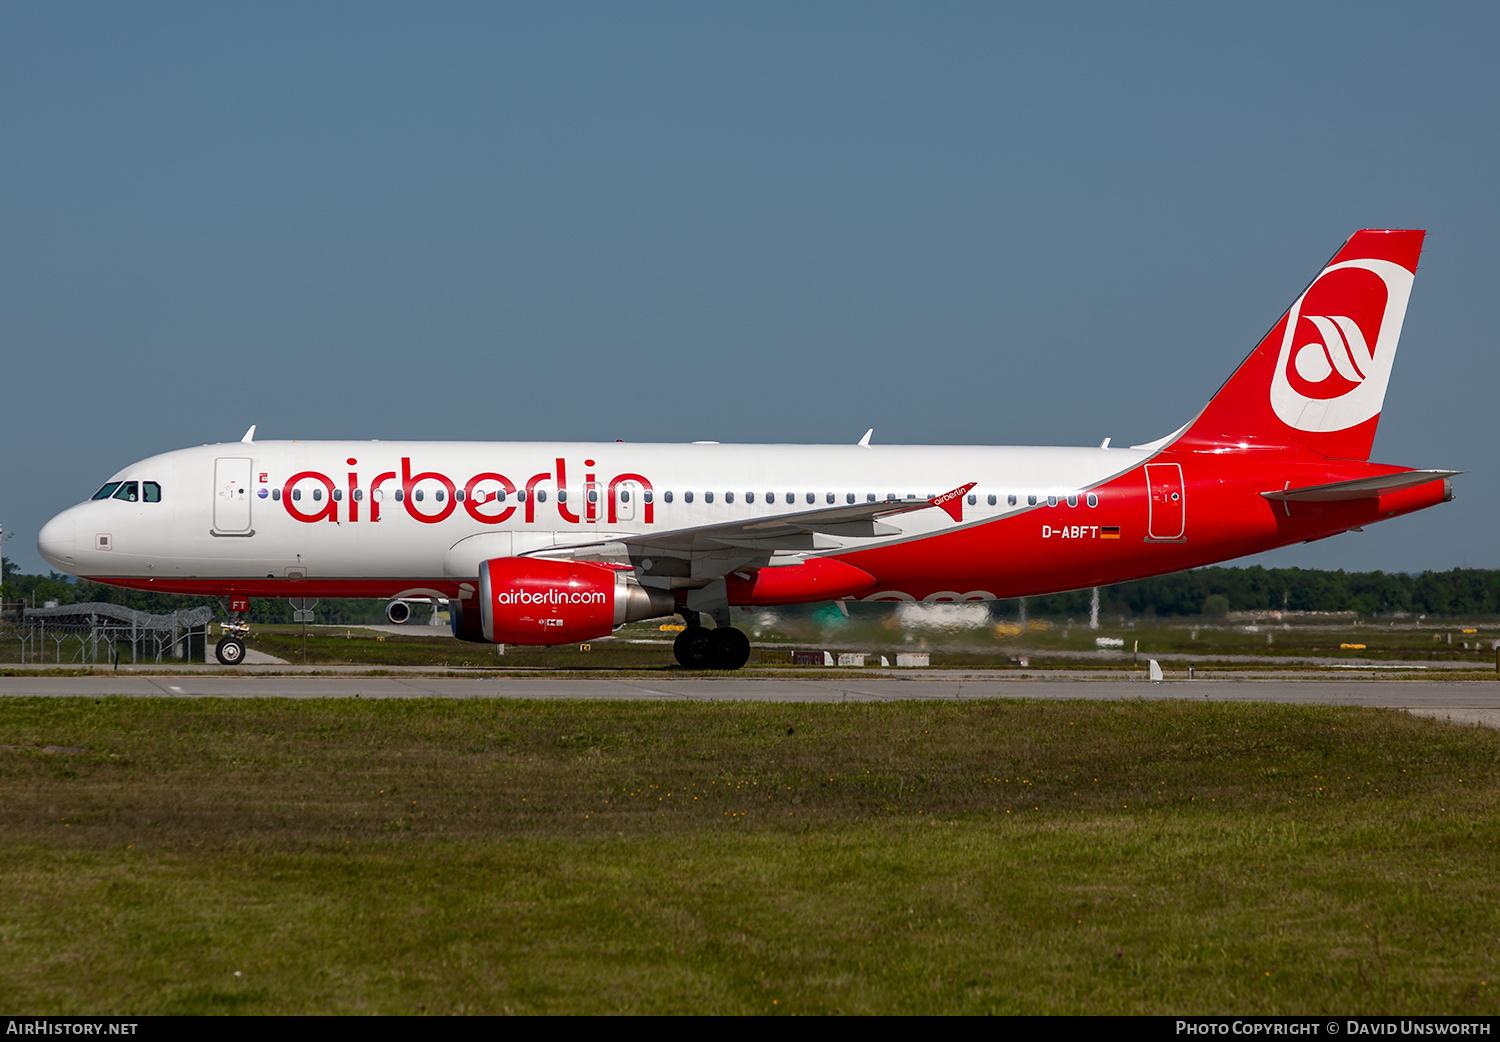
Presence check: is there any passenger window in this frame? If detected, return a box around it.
[92,482,122,500]
[495,490,506,503]
[394,490,405,502]
[847,493,855,504]
[1087,493,1098,508]
[273,488,282,501]
[536,489,547,503]
[644,490,653,504]
[144,482,161,503]
[371,489,381,502]
[1047,495,1057,507]
[455,490,464,502]
[725,492,735,504]
[588,489,598,503]
[684,491,694,503]
[1027,495,1037,506]
[826,493,834,504]
[1067,494,1078,508]
[333,489,343,501]
[353,489,363,501]
[746,492,755,504]
[113,482,139,502]
[866,493,876,503]
[313,489,324,501]
[414,490,423,502]
[987,494,996,506]
[436,489,446,502]
[1008,494,1017,506]
[966,494,976,506]
[293,489,302,502]
[664,491,674,503]
[620,490,630,503]
[704,491,714,504]
[805,493,814,505]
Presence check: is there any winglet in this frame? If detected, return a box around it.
[858,428,873,447]
[241,425,257,444]
[929,481,977,522]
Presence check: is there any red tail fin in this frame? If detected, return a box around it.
[1171,229,1424,461]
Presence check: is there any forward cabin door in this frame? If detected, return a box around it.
[1144,463,1185,541]
[213,457,254,534]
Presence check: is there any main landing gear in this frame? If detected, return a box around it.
[673,625,751,671]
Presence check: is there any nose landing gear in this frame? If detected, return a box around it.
[215,631,247,665]
[215,595,251,665]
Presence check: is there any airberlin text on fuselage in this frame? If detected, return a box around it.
[276,457,654,527]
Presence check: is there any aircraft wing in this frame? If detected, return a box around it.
[528,482,976,574]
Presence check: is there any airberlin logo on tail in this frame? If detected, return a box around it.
[1269,258,1415,433]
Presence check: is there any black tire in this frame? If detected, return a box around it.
[673,627,712,668]
[708,627,751,670]
[215,637,246,666]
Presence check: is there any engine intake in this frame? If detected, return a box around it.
[478,557,674,645]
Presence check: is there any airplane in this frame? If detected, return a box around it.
[37,229,1456,669]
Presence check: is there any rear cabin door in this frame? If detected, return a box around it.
[1145,463,1185,541]
[214,457,254,533]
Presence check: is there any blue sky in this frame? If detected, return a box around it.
[4,3,1496,574]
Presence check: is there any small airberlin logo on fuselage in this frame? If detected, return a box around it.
[1269,258,1415,433]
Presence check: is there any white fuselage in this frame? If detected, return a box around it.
[38,439,1144,599]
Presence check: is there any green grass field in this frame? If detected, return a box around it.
[11,612,1497,672]
[2,697,1498,1014]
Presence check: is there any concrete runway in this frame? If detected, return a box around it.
[2,672,1499,727]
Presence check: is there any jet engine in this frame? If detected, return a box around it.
[478,557,675,645]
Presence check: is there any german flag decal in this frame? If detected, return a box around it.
[1101,526,1121,540]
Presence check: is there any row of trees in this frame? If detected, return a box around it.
[7,565,1500,623]
[1025,566,1500,618]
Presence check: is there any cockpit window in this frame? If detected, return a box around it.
[112,481,139,502]
[143,481,161,503]
[92,482,121,500]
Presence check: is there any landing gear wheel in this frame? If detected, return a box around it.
[673,627,712,669]
[215,637,246,666]
[708,627,751,670]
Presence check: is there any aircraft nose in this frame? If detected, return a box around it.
[37,509,77,570]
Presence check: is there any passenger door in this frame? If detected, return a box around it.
[1145,463,1185,541]
[213,457,253,534]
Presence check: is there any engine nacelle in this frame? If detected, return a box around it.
[385,599,412,625]
[478,557,675,645]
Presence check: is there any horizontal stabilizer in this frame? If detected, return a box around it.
[1261,470,1459,503]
